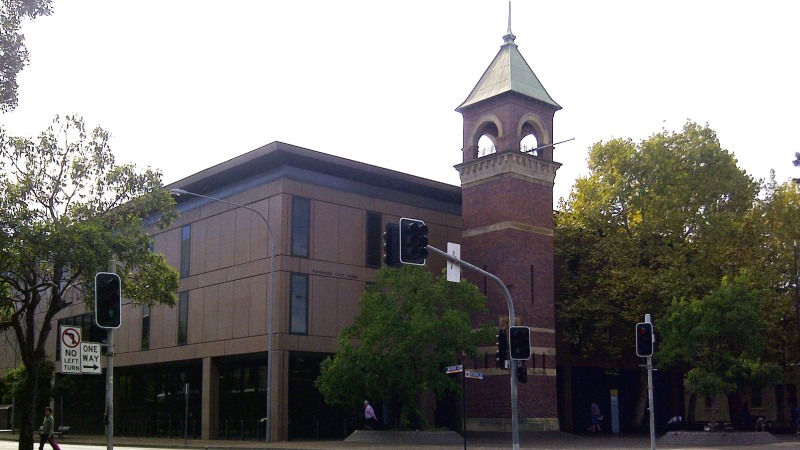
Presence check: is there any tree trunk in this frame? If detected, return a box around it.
[710,393,718,431]
[687,392,697,425]
[633,369,648,428]
[18,366,39,450]
[727,393,740,430]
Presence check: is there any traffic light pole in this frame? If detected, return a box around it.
[647,353,655,450]
[645,315,655,450]
[105,261,116,450]
[426,245,521,450]
[106,328,114,450]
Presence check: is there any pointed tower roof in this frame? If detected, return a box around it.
[457,6,561,111]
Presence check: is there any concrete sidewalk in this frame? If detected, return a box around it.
[1,429,799,449]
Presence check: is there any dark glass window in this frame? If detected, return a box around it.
[291,197,310,257]
[178,292,189,345]
[141,303,151,350]
[290,273,308,334]
[365,211,382,268]
[180,224,191,278]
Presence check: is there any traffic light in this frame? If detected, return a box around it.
[509,326,531,360]
[95,272,122,328]
[495,328,508,369]
[383,223,400,267]
[516,361,528,384]
[399,218,429,265]
[636,322,654,357]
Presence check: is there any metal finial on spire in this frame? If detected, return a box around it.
[503,1,516,45]
[507,1,512,35]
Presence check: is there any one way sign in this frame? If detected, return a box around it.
[80,342,102,374]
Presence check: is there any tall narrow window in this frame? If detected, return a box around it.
[291,197,310,257]
[180,224,191,278]
[141,303,151,350]
[290,273,308,334]
[365,211,382,268]
[178,292,188,345]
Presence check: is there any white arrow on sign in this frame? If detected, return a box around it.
[80,342,102,374]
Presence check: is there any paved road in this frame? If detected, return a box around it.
[0,430,799,449]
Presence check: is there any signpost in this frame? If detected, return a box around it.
[59,326,103,375]
[446,243,461,282]
[60,326,81,374]
[81,342,102,374]
[446,364,484,450]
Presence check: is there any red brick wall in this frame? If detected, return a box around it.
[460,157,558,421]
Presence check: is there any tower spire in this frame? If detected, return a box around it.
[503,1,516,45]
[507,1,512,35]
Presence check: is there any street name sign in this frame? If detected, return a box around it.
[446,365,463,374]
[465,371,484,380]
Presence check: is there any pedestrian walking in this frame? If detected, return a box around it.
[39,407,61,450]
[363,400,380,430]
[588,401,602,433]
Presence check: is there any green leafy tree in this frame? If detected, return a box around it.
[555,122,759,426]
[737,175,800,423]
[0,115,179,450]
[0,0,53,112]
[658,278,783,426]
[315,266,491,429]
[0,362,54,429]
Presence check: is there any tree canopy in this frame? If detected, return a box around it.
[315,266,491,429]
[657,277,783,427]
[658,278,783,398]
[0,115,179,449]
[0,0,53,112]
[556,122,759,362]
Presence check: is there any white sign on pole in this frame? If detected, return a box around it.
[446,365,464,374]
[446,242,461,283]
[60,326,82,374]
[80,342,102,374]
[465,371,484,380]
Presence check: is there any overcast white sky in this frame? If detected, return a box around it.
[3,1,799,207]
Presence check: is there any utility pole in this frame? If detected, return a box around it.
[427,245,521,450]
[645,314,655,450]
[794,242,799,352]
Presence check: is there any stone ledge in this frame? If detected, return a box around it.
[345,430,463,445]
[658,430,780,446]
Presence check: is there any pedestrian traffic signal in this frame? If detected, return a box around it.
[496,328,508,369]
[399,218,428,265]
[516,361,528,384]
[509,326,531,360]
[383,223,400,267]
[95,272,122,328]
[636,322,654,357]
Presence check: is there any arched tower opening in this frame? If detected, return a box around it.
[520,127,539,156]
[477,122,499,157]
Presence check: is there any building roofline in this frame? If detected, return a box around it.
[167,141,461,205]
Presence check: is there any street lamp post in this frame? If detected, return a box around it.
[170,188,276,442]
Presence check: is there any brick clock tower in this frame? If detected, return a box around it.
[455,18,561,432]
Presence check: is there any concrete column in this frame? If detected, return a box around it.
[272,350,288,441]
[201,357,219,440]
